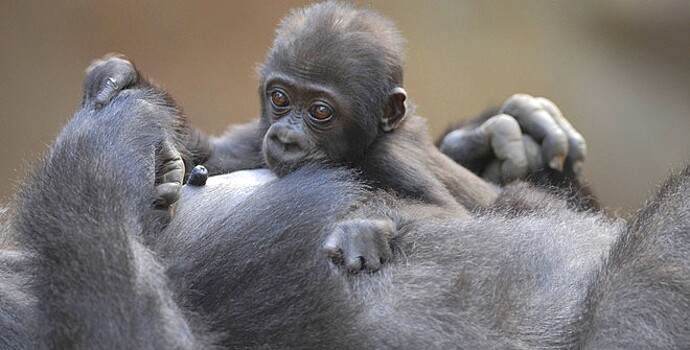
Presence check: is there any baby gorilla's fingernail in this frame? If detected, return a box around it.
[188,165,208,186]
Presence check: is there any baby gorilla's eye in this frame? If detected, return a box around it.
[309,103,333,121]
[271,90,289,108]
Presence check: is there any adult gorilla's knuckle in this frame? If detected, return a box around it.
[490,114,520,131]
[503,93,532,109]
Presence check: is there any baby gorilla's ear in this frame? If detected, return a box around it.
[380,87,407,132]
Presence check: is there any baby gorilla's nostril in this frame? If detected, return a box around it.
[282,142,301,153]
[270,132,281,143]
[270,132,302,153]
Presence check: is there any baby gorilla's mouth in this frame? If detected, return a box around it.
[262,137,311,176]
[280,141,302,154]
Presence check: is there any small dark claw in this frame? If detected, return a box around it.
[187,165,209,187]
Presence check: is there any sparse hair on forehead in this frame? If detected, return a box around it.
[262,1,406,88]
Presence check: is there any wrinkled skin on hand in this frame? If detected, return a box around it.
[323,218,395,273]
[440,94,586,184]
[84,54,185,219]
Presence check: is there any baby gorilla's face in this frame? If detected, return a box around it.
[260,73,339,176]
[256,2,407,176]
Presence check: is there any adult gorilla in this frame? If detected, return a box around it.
[1,62,689,349]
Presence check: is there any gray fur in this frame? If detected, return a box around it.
[0,74,689,349]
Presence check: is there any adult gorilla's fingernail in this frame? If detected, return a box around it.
[572,160,584,175]
[549,156,565,171]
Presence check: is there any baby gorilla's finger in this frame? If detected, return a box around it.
[500,94,569,171]
[363,253,382,272]
[325,219,394,273]
[535,97,587,175]
[343,229,370,273]
[367,219,394,265]
[323,229,345,264]
[344,255,365,273]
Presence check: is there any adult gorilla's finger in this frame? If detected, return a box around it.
[83,54,139,108]
[500,94,569,171]
[481,160,502,184]
[536,97,586,175]
[483,114,529,182]
[155,140,185,210]
[442,114,529,183]
[439,127,493,166]
[481,135,540,182]
[520,135,544,173]
[158,142,185,186]
[155,183,183,207]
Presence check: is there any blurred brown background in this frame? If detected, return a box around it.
[1,0,689,213]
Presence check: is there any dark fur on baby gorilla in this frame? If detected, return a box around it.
[95,2,498,213]
[190,2,591,213]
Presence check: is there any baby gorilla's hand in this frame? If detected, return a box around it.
[82,53,141,109]
[323,219,394,274]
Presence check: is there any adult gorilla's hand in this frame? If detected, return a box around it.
[82,53,141,108]
[439,94,586,184]
[81,54,184,219]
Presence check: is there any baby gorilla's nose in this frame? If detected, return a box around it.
[264,126,310,164]
[270,132,302,154]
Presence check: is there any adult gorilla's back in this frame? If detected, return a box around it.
[160,166,625,348]
[160,156,690,348]
[158,166,375,348]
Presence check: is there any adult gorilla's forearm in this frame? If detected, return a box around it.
[10,86,207,348]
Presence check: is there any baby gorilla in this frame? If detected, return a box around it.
[91,2,584,272]
[205,2,501,213]
[217,3,504,272]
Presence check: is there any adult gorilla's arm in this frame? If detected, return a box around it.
[439,95,598,211]
[13,65,208,348]
[581,165,690,347]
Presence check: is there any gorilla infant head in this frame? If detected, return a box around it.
[258,2,408,175]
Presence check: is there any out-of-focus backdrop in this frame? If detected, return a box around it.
[1,1,689,213]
